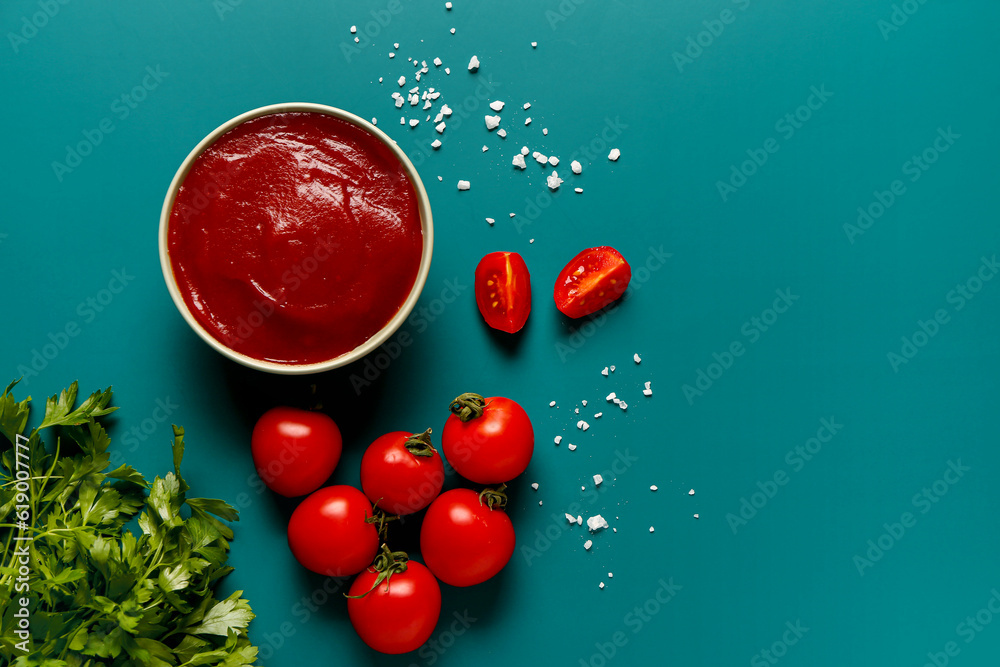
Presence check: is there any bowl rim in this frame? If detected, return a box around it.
[158,102,434,375]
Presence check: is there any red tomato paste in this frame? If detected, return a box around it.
[168,112,423,365]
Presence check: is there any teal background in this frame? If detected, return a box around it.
[3,0,1000,665]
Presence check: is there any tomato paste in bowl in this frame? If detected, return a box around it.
[159,104,433,373]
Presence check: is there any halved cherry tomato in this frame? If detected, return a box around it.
[553,246,631,318]
[474,251,531,333]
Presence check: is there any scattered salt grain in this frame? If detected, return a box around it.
[435,122,446,133]
[568,444,577,451]
[605,392,616,402]
[431,139,442,149]
[445,1,452,8]
[512,154,527,169]
[482,145,489,152]
[486,217,495,225]
[565,513,576,524]
[608,573,613,578]
[409,119,419,127]
[554,435,562,444]
[584,540,593,550]
[468,55,480,71]
[521,146,530,155]
[445,67,451,74]
[601,367,609,376]
[610,365,616,372]
[389,53,396,59]
[372,117,377,125]
[531,41,538,47]
[546,171,563,191]
[457,180,470,191]
[575,188,583,194]
[643,381,652,397]
[634,353,641,364]
[587,515,609,532]
[542,128,549,136]
[650,485,658,491]
[497,129,507,138]
[649,526,655,533]
[433,57,442,66]
[548,155,559,166]
[394,43,400,49]
[350,25,357,33]
[609,148,621,161]
[593,474,603,486]
[485,115,501,130]
[594,412,602,418]
[599,582,605,589]
[524,117,532,125]
[489,100,505,112]
[354,37,360,43]
[688,489,695,496]
[619,401,628,411]
[571,160,582,174]
[549,400,556,407]
[397,76,406,87]
[523,102,531,110]
[577,516,583,525]
[531,483,539,490]
[441,104,453,116]
[450,28,456,34]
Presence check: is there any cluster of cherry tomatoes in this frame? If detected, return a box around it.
[475,245,632,333]
[250,392,534,654]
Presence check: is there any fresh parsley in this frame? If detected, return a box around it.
[0,380,258,666]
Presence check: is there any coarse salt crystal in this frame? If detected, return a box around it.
[457,180,470,190]
[437,176,443,181]
[601,367,609,376]
[350,25,357,33]
[574,407,579,414]
[584,540,593,550]
[450,28,456,34]
[482,145,489,152]
[571,160,582,174]
[445,67,451,74]
[594,412,602,418]
[608,573,613,578]
[575,188,583,193]
[609,148,621,161]
[593,474,603,486]
[693,514,700,519]
[397,76,406,87]
[497,129,507,138]
[577,516,583,525]
[509,213,515,217]
[576,420,584,429]
[554,435,562,444]
[568,444,577,451]
[531,41,538,47]
[542,128,549,136]
[354,37,359,43]
[431,139,442,149]
[610,365,616,372]
[394,43,400,48]
[529,239,534,244]
[539,501,543,506]
[489,100,505,111]
[435,122,446,133]
[600,582,605,589]
[486,217,494,225]
[523,102,531,110]
[549,400,556,407]
[606,392,616,401]
[409,119,419,127]
[565,513,576,523]
[445,1,452,8]
[619,401,628,411]
[389,53,396,59]
[524,117,532,125]
[400,118,405,125]
[433,57,442,66]
[441,104,453,116]
[534,152,548,164]
[521,146,530,155]
[587,515,608,532]
[650,485,658,491]
[468,55,480,71]
[531,482,539,490]
[512,154,527,169]
[546,171,563,191]
[688,489,695,496]
[634,353,641,363]
[548,155,559,166]
[649,526,655,533]
[485,115,501,130]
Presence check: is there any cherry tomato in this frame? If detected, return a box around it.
[287,485,379,577]
[361,429,445,515]
[347,549,441,654]
[553,246,631,318]
[251,407,342,497]
[420,488,515,587]
[441,393,533,484]
[474,251,531,333]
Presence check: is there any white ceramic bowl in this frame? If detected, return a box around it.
[159,103,433,374]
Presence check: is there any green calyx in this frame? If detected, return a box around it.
[405,428,437,457]
[345,545,409,599]
[478,483,508,510]
[365,506,399,541]
[449,393,487,422]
